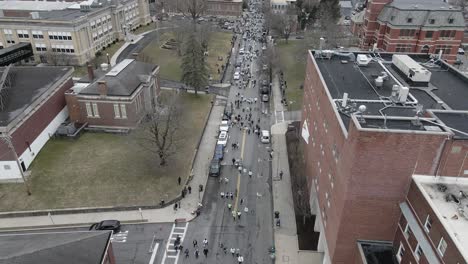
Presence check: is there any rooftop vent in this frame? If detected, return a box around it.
[31,12,40,19]
[356,54,372,66]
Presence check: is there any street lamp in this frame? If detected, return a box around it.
[0,135,32,195]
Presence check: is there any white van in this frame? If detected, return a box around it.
[261,130,270,144]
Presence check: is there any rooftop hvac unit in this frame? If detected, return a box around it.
[398,86,409,103]
[356,54,372,66]
[31,12,40,19]
[375,76,383,88]
[392,55,432,83]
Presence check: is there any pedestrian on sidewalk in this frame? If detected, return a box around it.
[237,211,242,219]
[203,238,208,247]
[178,176,181,185]
[232,210,237,220]
[174,245,179,253]
[181,190,186,198]
[238,255,244,263]
[195,249,199,258]
[188,186,192,194]
[179,245,184,253]
[230,192,234,200]
[230,248,235,256]
[184,248,189,258]
[280,170,283,180]
[228,203,232,210]
[193,239,198,248]
[232,158,236,165]
[240,198,244,204]
[174,203,178,211]
[224,177,229,184]
[203,248,209,257]
[236,248,240,257]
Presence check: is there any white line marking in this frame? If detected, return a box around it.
[161,222,189,264]
[148,243,159,264]
[281,111,285,122]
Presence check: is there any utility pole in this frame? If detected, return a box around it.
[1,135,32,195]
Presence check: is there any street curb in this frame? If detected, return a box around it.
[0,195,183,219]
[0,219,147,233]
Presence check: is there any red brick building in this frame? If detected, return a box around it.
[0,65,73,180]
[351,0,465,63]
[65,59,160,130]
[393,175,468,264]
[301,49,468,263]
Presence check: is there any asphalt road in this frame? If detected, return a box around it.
[175,1,275,263]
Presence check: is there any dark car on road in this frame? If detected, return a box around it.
[214,144,224,160]
[89,220,121,233]
[209,159,221,177]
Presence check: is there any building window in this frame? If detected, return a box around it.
[120,104,127,119]
[32,30,44,39]
[114,104,121,118]
[440,30,455,38]
[396,44,413,52]
[425,31,433,39]
[429,19,435,24]
[17,30,29,38]
[434,45,451,55]
[415,244,423,261]
[396,243,405,263]
[400,29,416,37]
[35,43,47,52]
[437,237,447,257]
[424,215,432,232]
[448,18,454,24]
[92,103,99,117]
[404,223,412,238]
[85,103,93,117]
[407,18,413,23]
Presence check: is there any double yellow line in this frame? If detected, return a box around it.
[234,130,247,212]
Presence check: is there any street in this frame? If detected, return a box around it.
[169,0,275,263]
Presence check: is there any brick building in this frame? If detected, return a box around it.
[392,175,468,264]
[0,65,73,180]
[350,0,465,63]
[160,0,242,17]
[300,49,468,264]
[65,59,160,130]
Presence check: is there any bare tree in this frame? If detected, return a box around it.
[173,23,190,56]
[270,8,297,43]
[136,94,180,166]
[196,23,213,52]
[45,52,73,66]
[178,0,207,22]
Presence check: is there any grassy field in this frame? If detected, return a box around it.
[0,92,212,211]
[276,40,307,111]
[73,40,125,77]
[139,31,233,82]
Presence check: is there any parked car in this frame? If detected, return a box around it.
[261,130,270,144]
[458,48,465,55]
[214,144,224,160]
[89,220,121,233]
[219,120,229,132]
[239,48,245,54]
[209,159,221,177]
[233,72,240,80]
[217,131,228,146]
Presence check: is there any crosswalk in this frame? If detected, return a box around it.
[161,221,189,264]
[110,230,128,243]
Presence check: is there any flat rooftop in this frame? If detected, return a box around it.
[0,66,72,127]
[0,1,77,11]
[414,175,468,262]
[312,50,468,137]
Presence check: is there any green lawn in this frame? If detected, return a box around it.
[0,92,212,211]
[73,40,125,77]
[276,40,307,111]
[139,31,233,82]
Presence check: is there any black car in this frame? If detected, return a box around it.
[209,159,221,177]
[89,220,121,233]
[214,144,224,160]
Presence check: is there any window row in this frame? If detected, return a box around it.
[51,45,75,53]
[113,104,128,119]
[35,43,47,52]
[48,31,72,41]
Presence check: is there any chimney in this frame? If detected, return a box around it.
[87,64,94,81]
[97,81,107,97]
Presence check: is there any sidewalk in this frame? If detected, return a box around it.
[0,99,225,230]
